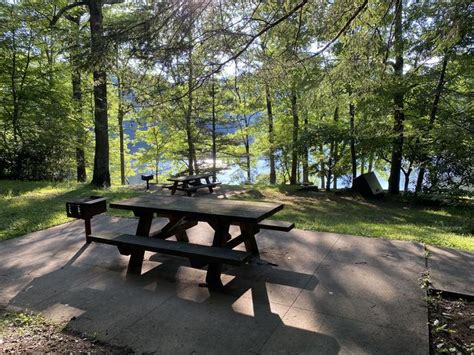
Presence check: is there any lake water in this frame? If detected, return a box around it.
[127,158,414,191]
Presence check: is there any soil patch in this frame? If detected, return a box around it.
[0,307,131,353]
[427,292,474,354]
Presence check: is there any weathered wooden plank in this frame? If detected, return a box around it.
[168,174,213,182]
[110,195,283,223]
[258,220,295,232]
[89,234,252,265]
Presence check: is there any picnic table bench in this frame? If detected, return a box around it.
[163,173,220,196]
[74,194,294,290]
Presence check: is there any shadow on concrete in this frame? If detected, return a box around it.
[7,243,340,353]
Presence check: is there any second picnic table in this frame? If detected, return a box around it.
[164,173,219,196]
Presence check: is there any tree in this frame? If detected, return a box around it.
[387,0,405,194]
[51,0,126,187]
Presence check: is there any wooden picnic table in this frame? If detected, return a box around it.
[164,173,219,196]
[88,194,293,290]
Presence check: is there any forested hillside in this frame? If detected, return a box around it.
[0,0,472,194]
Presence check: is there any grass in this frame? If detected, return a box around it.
[232,185,474,251]
[0,180,473,251]
[0,180,142,241]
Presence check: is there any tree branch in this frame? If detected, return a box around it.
[302,0,369,62]
[50,1,88,27]
[210,0,309,75]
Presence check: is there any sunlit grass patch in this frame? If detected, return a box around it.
[0,180,143,241]
[234,186,474,251]
[0,180,473,251]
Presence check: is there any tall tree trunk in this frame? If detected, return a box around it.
[185,46,195,175]
[326,141,333,191]
[70,16,86,182]
[155,157,159,183]
[72,63,86,182]
[415,51,450,193]
[290,88,299,185]
[89,0,110,187]
[403,167,412,193]
[245,137,251,183]
[349,102,357,179]
[302,112,309,184]
[319,144,325,189]
[117,75,126,185]
[368,152,374,172]
[330,107,339,190]
[211,79,217,182]
[265,83,276,184]
[388,0,404,194]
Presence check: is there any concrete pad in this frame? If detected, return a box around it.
[0,275,33,306]
[293,263,427,334]
[145,251,317,307]
[0,215,432,353]
[0,216,137,266]
[9,262,108,309]
[257,229,340,260]
[428,245,474,296]
[0,252,67,280]
[317,311,427,354]
[111,293,290,353]
[327,234,426,270]
[315,260,425,300]
[262,307,427,354]
[31,268,181,341]
[260,307,339,354]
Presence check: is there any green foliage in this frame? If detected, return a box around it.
[0,0,471,196]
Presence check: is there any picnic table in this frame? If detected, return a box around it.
[163,173,220,196]
[87,194,294,290]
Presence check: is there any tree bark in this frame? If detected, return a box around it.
[72,61,86,182]
[265,83,276,184]
[326,141,333,191]
[290,88,299,185]
[388,0,404,195]
[117,75,126,185]
[403,167,412,193]
[70,16,87,182]
[211,79,217,182]
[302,112,309,184]
[328,106,339,190]
[349,102,357,179]
[415,51,449,193]
[319,144,325,189]
[368,152,374,172]
[89,0,110,187]
[245,135,251,183]
[185,46,195,175]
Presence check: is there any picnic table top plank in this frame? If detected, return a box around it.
[109,195,283,223]
[168,174,213,182]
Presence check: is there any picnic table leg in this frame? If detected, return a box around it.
[240,223,260,256]
[127,211,153,275]
[205,177,214,193]
[206,221,230,290]
[170,182,178,195]
[84,218,92,243]
[169,217,189,242]
[182,181,193,197]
